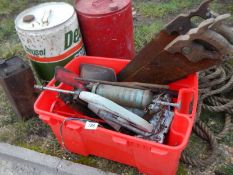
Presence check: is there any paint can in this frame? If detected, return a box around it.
[15,2,85,81]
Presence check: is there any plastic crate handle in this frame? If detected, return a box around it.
[177,89,197,117]
[151,147,168,156]
[112,136,128,145]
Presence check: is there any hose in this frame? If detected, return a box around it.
[181,62,233,167]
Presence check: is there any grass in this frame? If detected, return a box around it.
[176,164,188,175]
[136,0,201,18]
[215,164,233,175]
[134,20,164,50]
[0,0,232,175]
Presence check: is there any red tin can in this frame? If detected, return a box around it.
[75,0,135,59]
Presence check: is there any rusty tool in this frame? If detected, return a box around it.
[56,67,169,90]
[76,77,169,90]
[80,64,117,82]
[35,85,175,143]
[117,0,233,84]
[34,85,154,132]
[165,14,233,62]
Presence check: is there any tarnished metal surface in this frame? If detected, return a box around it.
[80,64,117,82]
[126,108,146,118]
[79,91,154,132]
[55,67,170,90]
[148,109,174,143]
[77,77,169,90]
[35,85,154,132]
[0,57,36,120]
[165,14,233,62]
[91,84,153,109]
[88,103,122,131]
[117,42,221,84]
[165,0,213,35]
[117,0,231,85]
[117,31,177,84]
[88,103,151,136]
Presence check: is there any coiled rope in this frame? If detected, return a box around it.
[181,62,233,167]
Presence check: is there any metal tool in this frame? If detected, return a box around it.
[148,109,174,143]
[77,77,170,90]
[56,66,170,90]
[0,57,36,120]
[149,101,181,110]
[89,99,174,143]
[90,83,153,109]
[55,67,170,90]
[80,64,117,82]
[55,67,85,90]
[88,103,149,135]
[34,85,153,132]
[165,14,233,62]
[117,0,233,84]
[165,0,214,35]
[35,85,176,143]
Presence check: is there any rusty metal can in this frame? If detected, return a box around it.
[15,2,85,81]
[0,57,36,120]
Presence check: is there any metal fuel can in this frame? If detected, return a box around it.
[75,0,135,60]
[0,57,36,120]
[15,2,85,81]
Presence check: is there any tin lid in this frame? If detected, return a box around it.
[15,2,75,31]
[76,0,131,16]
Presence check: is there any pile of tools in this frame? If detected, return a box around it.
[35,65,179,143]
[0,0,229,147]
[1,0,232,146]
[33,0,233,144]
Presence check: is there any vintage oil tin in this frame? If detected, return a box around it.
[75,0,135,60]
[15,2,85,81]
[0,57,36,120]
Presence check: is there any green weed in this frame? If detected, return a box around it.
[134,21,164,50]
[137,0,200,18]
[177,164,188,175]
[0,19,15,41]
[215,164,233,175]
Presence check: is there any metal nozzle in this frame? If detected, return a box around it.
[34,85,76,95]
[34,85,44,90]
[154,101,181,109]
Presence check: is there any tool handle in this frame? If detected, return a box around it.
[55,67,85,90]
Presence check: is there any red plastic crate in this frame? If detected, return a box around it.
[34,56,198,175]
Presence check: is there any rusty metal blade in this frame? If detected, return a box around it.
[118,49,220,85]
[117,0,223,85]
[117,31,178,83]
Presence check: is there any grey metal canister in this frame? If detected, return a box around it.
[91,84,153,109]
